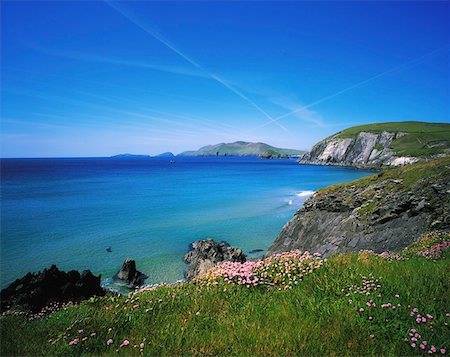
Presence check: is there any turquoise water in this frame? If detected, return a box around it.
[0,157,373,289]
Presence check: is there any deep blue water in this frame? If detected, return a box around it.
[0,157,373,289]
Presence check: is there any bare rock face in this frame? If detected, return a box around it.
[267,160,450,257]
[301,131,420,168]
[115,259,146,288]
[184,239,246,280]
[0,265,105,313]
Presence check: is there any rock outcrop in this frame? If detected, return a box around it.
[184,239,246,280]
[268,158,450,257]
[115,259,146,288]
[301,130,419,168]
[0,265,105,313]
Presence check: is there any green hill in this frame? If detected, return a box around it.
[336,121,450,157]
[178,141,304,157]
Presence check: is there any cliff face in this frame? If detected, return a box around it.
[268,158,450,257]
[301,131,418,167]
[301,122,450,168]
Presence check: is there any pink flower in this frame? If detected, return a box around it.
[140,343,145,348]
[421,344,426,350]
[69,338,79,346]
[106,339,113,346]
[440,349,446,354]
[422,317,427,323]
[120,340,129,348]
[411,343,417,348]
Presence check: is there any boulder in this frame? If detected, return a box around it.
[115,259,146,288]
[0,265,105,313]
[184,238,246,280]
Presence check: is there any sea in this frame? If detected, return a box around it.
[0,157,373,290]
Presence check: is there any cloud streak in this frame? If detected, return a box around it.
[35,48,209,79]
[104,1,287,132]
[249,45,450,131]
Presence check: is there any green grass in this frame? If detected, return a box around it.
[319,156,450,195]
[1,251,449,356]
[335,121,450,157]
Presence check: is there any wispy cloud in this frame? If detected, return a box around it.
[104,1,287,132]
[34,48,209,79]
[249,45,450,131]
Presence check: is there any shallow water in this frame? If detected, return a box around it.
[0,157,373,289]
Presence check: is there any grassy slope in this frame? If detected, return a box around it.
[319,156,450,195]
[1,251,449,356]
[335,121,450,157]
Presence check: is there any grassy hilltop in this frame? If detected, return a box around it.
[336,121,450,157]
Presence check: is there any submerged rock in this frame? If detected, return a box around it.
[184,238,246,280]
[115,259,146,288]
[0,265,105,313]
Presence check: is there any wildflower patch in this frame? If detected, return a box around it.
[195,250,324,290]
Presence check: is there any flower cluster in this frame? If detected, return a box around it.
[344,274,447,355]
[1,300,74,321]
[196,250,324,290]
[408,329,446,355]
[343,274,382,298]
[416,242,450,260]
[359,250,404,261]
[402,231,450,259]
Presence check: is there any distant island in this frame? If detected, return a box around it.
[155,152,175,158]
[110,153,151,159]
[178,141,305,158]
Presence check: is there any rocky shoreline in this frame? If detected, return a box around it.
[2,154,448,314]
[268,158,450,257]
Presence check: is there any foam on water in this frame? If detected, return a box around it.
[0,157,373,289]
[296,190,315,197]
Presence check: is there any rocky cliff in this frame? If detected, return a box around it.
[268,158,450,257]
[301,122,450,168]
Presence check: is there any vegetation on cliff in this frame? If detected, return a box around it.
[269,157,450,256]
[336,121,450,157]
[301,121,450,167]
[1,232,448,356]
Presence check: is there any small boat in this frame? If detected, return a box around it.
[170,160,176,164]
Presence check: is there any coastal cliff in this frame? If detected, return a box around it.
[301,122,450,168]
[268,158,450,256]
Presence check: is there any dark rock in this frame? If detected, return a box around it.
[184,239,246,280]
[0,265,105,313]
[106,246,112,253]
[267,160,450,257]
[115,259,146,288]
[248,249,264,254]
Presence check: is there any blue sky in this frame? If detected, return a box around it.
[1,1,449,157]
